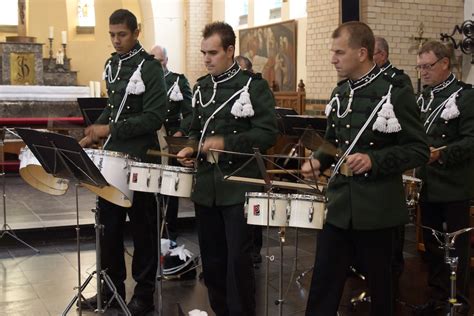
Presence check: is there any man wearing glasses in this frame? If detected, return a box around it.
[415,41,474,315]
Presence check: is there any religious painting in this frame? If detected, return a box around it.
[10,52,35,85]
[239,20,297,91]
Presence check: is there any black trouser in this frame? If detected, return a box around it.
[420,200,471,306]
[195,203,256,316]
[305,223,396,316]
[251,225,262,258]
[98,191,158,303]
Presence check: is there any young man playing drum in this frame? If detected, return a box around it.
[178,21,278,316]
[301,21,429,316]
[79,9,167,315]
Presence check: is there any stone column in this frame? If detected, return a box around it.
[185,0,212,86]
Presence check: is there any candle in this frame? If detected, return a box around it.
[89,81,94,97]
[48,26,54,39]
[94,81,101,97]
[61,31,67,44]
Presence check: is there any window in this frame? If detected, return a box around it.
[225,0,248,28]
[290,0,307,19]
[77,0,95,34]
[0,0,18,32]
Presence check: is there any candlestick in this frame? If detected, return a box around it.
[62,43,70,71]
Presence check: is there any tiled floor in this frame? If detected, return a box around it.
[0,174,473,315]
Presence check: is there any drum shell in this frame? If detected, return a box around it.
[160,165,195,198]
[83,149,134,208]
[245,192,288,227]
[288,194,326,229]
[129,162,163,193]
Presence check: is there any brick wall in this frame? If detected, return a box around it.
[185,0,212,86]
[305,0,464,114]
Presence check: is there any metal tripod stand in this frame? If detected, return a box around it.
[0,127,39,253]
[422,225,473,316]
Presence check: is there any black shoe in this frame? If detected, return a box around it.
[414,299,449,316]
[127,297,154,316]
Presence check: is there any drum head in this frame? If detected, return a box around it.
[82,183,133,208]
[19,165,69,195]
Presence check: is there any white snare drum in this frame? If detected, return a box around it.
[245,192,289,227]
[129,162,163,193]
[402,175,422,208]
[19,147,69,195]
[83,149,134,208]
[288,194,326,229]
[160,165,195,198]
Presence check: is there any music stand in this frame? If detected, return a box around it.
[77,97,107,126]
[15,128,130,316]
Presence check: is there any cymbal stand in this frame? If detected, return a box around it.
[0,127,39,253]
[62,198,130,316]
[422,225,474,316]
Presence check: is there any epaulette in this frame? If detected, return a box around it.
[243,70,262,79]
[141,51,155,61]
[382,72,404,87]
[458,81,472,89]
[196,73,210,82]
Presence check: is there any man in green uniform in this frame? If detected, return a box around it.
[178,22,278,316]
[150,44,193,243]
[415,41,474,316]
[80,9,167,315]
[301,21,429,316]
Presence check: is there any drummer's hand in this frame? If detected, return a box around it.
[79,136,93,148]
[84,124,110,142]
[346,153,372,174]
[428,146,441,164]
[201,136,224,153]
[177,147,195,167]
[301,158,321,180]
[173,131,184,137]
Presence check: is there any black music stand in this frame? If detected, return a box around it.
[15,128,131,316]
[77,97,107,126]
[281,114,327,136]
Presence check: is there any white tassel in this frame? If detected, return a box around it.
[188,310,208,316]
[440,95,460,120]
[169,244,193,261]
[372,86,401,133]
[126,59,146,95]
[169,83,183,101]
[231,79,254,117]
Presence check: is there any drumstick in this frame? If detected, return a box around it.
[267,169,299,174]
[146,149,195,160]
[430,146,447,153]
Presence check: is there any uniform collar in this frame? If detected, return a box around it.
[380,61,392,72]
[430,73,456,94]
[348,64,381,90]
[212,62,240,83]
[111,42,144,61]
[164,69,171,77]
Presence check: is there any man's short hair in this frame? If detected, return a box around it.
[332,21,375,61]
[375,36,389,57]
[235,55,253,70]
[109,9,138,32]
[418,41,452,66]
[202,22,236,51]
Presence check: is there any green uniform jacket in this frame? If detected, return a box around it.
[189,63,278,207]
[381,61,414,92]
[415,74,474,202]
[96,43,167,163]
[314,67,429,230]
[164,70,193,135]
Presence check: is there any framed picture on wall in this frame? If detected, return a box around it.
[239,20,297,91]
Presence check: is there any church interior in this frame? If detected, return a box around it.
[0,0,473,315]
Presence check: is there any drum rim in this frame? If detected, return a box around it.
[85,148,134,160]
[160,165,195,173]
[289,193,326,202]
[130,161,163,169]
[246,192,288,199]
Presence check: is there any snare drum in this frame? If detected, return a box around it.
[402,175,422,208]
[245,192,288,227]
[129,161,163,193]
[160,165,195,198]
[288,194,326,229]
[19,147,69,195]
[82,149,134,208]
